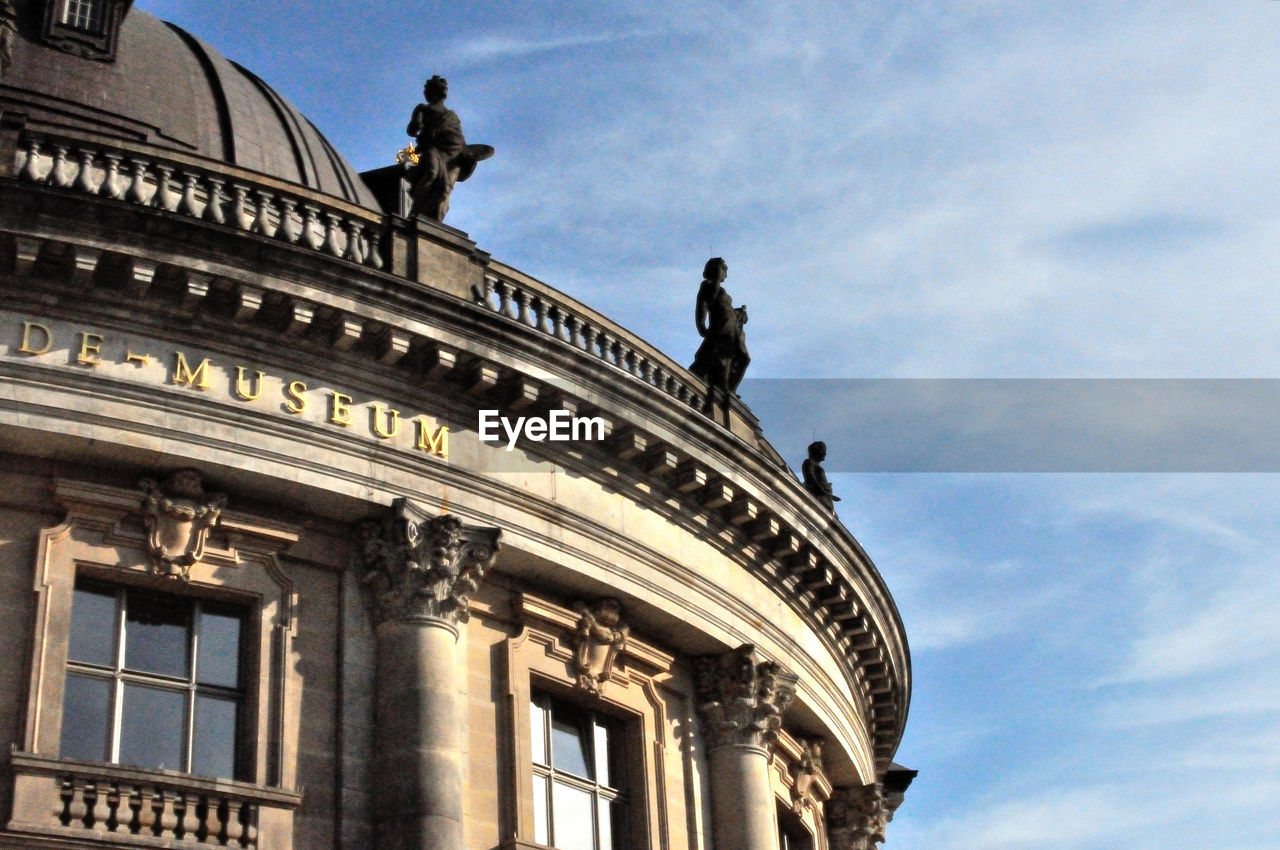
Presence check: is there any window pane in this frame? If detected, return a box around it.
[193,695,237,779]
[533,774,549,846]
[69,585,116,667]
[123,589,189,679]
[530,698,547,765]
[196,607,241,688]
[550,706,591,779]
[551,781,595,850]
[592,720,611,788]
[118,683,185,771]
[60,674,110,761]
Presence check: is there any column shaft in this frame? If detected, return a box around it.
[708,744,779,850]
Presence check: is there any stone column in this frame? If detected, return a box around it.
[694,644,799,850]
[826,784,890,850]
[357,498,501,850]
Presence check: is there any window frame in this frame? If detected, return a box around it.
[501,593,694,850]
[61,578,249,779]
[59,0,104,32]
[19,478,300,791]
[40,0,129,61]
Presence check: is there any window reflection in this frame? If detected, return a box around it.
[529,691,625,850]
[60,580,245,779]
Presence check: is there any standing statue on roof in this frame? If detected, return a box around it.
[401,75,494,222]
[689,257,750,423]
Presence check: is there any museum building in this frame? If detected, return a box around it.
[0,2,913,848]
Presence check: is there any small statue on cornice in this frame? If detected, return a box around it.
[572,598,629,695]
[401,75,494,222]
[138,469,227,581]
[791,739,825,814]
[802,440,841,512]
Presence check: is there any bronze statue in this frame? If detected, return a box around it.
[802,441,840,511]
[403,75,493,222]
[689,257,750,422]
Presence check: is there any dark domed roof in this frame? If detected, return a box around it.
[1,2,378,209]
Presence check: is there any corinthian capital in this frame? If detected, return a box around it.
[356,498,501,626]
[827,784,889,850]
[694,644,798,752]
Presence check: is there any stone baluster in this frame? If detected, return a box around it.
[178,792,201,840]
[100,153,125,199]
[154,164,181,211]
[126,158,150,203]
[548,305,565,341]
[357,499,501,850]
[254,190,277,237]
[302,204,324,250]
[514,287,531,325]
[531,296,549,334]
[230,184,253,230]
[277,197,301,243]
[564,314,582,347]
[323,212,344,256]
[49,145,72,188]
[596,330,613,362]
[580,323,597,356]
[65,777,89,827]
[204,177,227,224]
[157,788,180,838]
[74,148,97,193]
[179,170,202,217]
[136,785,159,836]
[366,227,385,269]
[344,220,365,263]
[20,138,42,182]
[694,644,799,850]
[239,803,260,848]
[88,780,113,829]
[492,279,512,318]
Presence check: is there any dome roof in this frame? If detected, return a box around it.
[1,2,379,209]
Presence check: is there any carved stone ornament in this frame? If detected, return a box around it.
[827,784,890,850]
[791,739,825,814]
[571,598,629,695]
[138,470,227,581]
[693,644,798,752]
[357,497,501,626]
[1,1,17,77]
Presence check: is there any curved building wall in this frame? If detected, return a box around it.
[0,5,911,849]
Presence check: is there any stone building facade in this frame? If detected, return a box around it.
[0,2,914,848]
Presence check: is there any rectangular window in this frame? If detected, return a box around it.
[60,0,103,32]
[60,580,245,779]
[530,691,625,850]
[777,806,814,850]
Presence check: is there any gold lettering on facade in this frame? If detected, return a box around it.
[172,351,212,390]
[18,321,52,355]
[235,366,265,401]
[329,391,354,427]
[415,418,449,456]
[125,351,152,367]
[284,380,308,414]
[76,332,103,367]
[371,403,401,439]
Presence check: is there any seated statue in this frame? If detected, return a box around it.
[689,257,750,422]
[802,441,841,512]
[404,75,493,222]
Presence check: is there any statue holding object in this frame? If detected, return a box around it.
[689,257,750,422]
[402,75,493,222]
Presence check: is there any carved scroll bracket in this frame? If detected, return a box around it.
[356,497,501,626]
[827,783,890,850]
[694,644,798,753]
[791,739,826,815]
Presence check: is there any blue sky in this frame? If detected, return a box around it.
[139,1,1280,846]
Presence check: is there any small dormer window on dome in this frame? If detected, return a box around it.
[41,0,131,61]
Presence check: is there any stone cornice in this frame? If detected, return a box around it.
[0,136,910,766]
